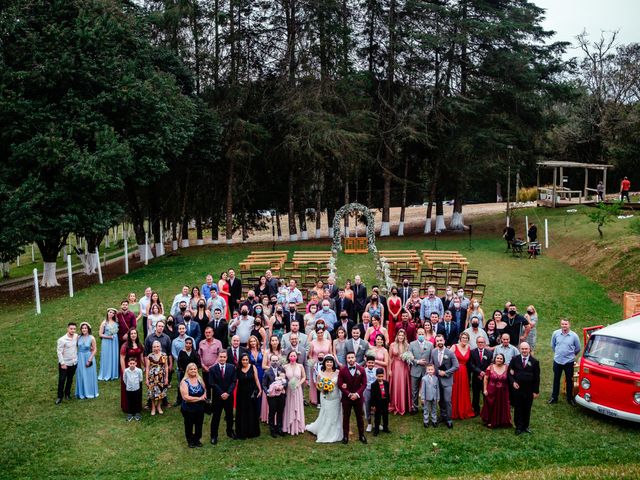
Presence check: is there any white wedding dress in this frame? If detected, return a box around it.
[306,372,343,443]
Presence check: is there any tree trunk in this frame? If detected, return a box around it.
[37,236,67,287]
[288,170,298,241]
[398,157,408,236]
[124,180,153,261]
[315,186,322,238]
[327,206,335,238]
[172,221,178,251]
[181,216,190,247]
[435,194,445,233]
[211,210,219,244]
[196,215,204,246]
[381,174,391,236]
[344,180,350,234]
[425,164,438,234]
[449,185,466,230]
[275,210,283,240]
[298,209,308,240]
[226,158,235,244]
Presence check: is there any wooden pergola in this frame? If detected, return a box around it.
[536,161,614,208]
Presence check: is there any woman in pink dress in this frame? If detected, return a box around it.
[480,353,512,428]
[451,331,475,420]
[371,333,389,379]
[218,272,231,320]
[308,332,332,405]
[423,321,436,346]
[387,288,402,343]
[365,315,388,346]
[282,351,306,435]
[388,329,411,415]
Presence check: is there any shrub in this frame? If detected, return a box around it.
[517,186,538,202]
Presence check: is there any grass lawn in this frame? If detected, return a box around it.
[1,236,639,479]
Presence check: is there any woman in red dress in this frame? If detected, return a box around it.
[218,271,231,320]
[480,353,512,428]
[119,328,144,412]
[386,287,402,342]
[450,331,475,419]
[388,329,412,415]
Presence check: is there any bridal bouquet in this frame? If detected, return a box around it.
[401,350,415,365]
[317,377,335,398]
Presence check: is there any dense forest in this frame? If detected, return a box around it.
[1,0,638,285]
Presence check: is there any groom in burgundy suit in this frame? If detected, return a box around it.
[338,352,368,444]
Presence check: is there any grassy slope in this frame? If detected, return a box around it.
[0,237,638,479]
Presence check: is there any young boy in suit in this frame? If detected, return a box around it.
[370,368,391,436]
[421,363,440,427]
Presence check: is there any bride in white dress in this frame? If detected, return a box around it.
[306,355,343,443]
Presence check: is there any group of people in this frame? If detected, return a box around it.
[56,267,583,446]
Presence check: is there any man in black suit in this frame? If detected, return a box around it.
[436,311,459,347]
[508,342,540,435]
[262,354,287,437]
[326,276,339,299]
[399,278,412,307]
[227,269,242,314]
[284,301,304,333]
[226,335,247,367]
[468,336,492,416]
[352,275,368,323]
[334,288,354,320]
[335,312,355,339]
[355,311,372,339]
[449,299,468,332]
[265,269,279,297]
[209,351,237,444]
[207,308,229,349]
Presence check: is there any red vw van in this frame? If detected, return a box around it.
[575,314,640,422]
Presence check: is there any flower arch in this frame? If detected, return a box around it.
[331,202,377,253]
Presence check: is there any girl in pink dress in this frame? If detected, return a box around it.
[371,333,389,379]
[388,329,411,415]
[451,332,476,420]
[366,316,388,346]
[308,334,332,405]
[282,351,306,435]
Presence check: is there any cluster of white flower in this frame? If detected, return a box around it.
[373,253,395,294]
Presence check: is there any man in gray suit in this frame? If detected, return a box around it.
[408,327,433,414]
[344,326,370,365]
[420,363,440,427]
[281,319,308,353]
[430,333,459,428]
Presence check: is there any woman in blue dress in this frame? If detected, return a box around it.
[248,335,264,412]
[98,308,119,381]
[76,322,99,399]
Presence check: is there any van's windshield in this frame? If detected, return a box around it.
[584,335,640,372]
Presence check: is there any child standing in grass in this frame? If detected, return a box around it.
[123,357,143,421]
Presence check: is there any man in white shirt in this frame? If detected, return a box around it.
[463,317,489,349]
[229,306,254,346]
[171,285,191,316]
[285,279,303,305]
[493,333,519,365]
[139,287,152,338]
[56,323,78,404]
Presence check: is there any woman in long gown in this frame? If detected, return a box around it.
[76,322,99,399]
[247,336,264,416]
[371,334,389,379]
[119,328,144,412]
[451,331,476,419]
[388,329,411,415]
[235,353,262,439]
[282,351,306,435]
[306,355,343,443]
[386,288,402,343]
[218,272,231,320]
[308,330,331,406]
[480,353,512,428]
[98,308,120,381]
